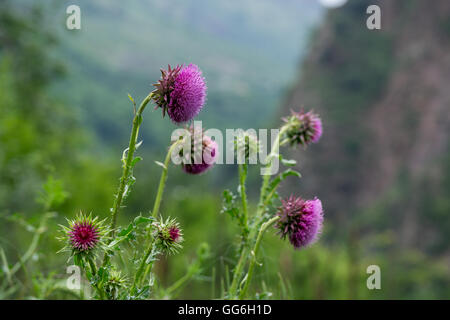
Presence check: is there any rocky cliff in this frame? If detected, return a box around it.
[283,0,450,255]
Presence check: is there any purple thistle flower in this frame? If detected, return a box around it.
[169,226,181,242]
[153,64,207,124]
[69,219,100,252]
[182,133,218,175]
[283,110,322,147]
[275,195,324,249]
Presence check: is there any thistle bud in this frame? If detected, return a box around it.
[282,110,322,147]
[105,270,127,300]
[153,217,184,255]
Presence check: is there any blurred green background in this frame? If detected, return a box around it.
[0,0,449,299]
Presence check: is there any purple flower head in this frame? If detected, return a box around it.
[181,129,218,175]
[283,110,322,147]
[276,195,324,249]
[59,213,108,257]
[153,64,207,124]
[68,216,100,252]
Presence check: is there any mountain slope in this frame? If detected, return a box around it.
[283,0,450,255]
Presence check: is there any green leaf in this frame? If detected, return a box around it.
[131,156,143,167]
[133,215,153,226]
[281,158,297,167]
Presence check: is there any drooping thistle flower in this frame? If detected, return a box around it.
[275,195,323,249]
[153,217,184,255]
[152,64,207,124]
[282,110,322,147]
[58,212,108,256]
[180,127,218,175]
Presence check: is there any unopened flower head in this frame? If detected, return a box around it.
[275,195,323,249]
[153,64,207,124]
[105,270,127,299]
[59,212,108,256]
[283,110,322,147]
[181,127,218,175]
[153,217,184,255]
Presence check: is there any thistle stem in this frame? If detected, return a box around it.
[238,216,279,299]
[110,91,155,237]
[87,258,97,276]
[137,139,184,287]
[152,139,183,219]
[238,164,249,234]
[131,239,155,294]
[228,126,287,299]
[101,92,154,270]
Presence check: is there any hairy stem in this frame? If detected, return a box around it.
[238,163,249,235]
[239,216,279,299]
[228,126,287,299]
[110,92,154,236]
[101,92,154,271]
[131,239,155,294]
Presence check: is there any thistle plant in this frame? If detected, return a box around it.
[223,109,325,299]
[57,62,324,300]
[58,63,210,300]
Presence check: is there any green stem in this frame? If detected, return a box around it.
[152,140,183,219]
[238,216,279,299]
[238,164,249,234]
[87,258,97,276]
[165,263,199,298]
[136,139,184,286]
[110,92,154,236]
[131,239,155,294]
[101,92,154,269]
[86,257,106,300]
[10,213,51,276]
[228,126,287,299]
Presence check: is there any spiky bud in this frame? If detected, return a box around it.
[153,217,184,255]
[282,110,322,147]
[58,212,108,257]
